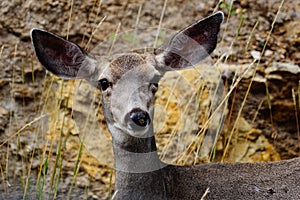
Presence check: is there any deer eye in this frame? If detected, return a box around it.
[149,75,160,93]
[98,78,111,91]
[150,83,159,93]
[152,83,158,88]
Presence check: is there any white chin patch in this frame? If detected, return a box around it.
[127,126,151,138]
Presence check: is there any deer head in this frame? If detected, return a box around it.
[31,12,224,148]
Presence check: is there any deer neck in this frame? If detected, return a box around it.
[110,125,170,198]
[110,125,166,174]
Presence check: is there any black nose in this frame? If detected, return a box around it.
[128,108,151,128]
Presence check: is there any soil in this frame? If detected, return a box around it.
[0,0,299,199]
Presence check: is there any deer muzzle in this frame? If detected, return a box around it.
[126,108,151,130]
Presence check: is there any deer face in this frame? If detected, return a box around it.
[31,12,224,142]
[96,53,162,139]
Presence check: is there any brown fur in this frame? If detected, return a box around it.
[110,54,146,81]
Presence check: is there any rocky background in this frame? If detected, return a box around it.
[0,0,299,199]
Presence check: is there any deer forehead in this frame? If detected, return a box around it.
[102,53,159,82]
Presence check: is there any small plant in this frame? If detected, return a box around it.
[220,0,236,16]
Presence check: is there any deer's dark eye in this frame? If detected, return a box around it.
[98,78,111,91]
[152,83,158,88]
[149,75,160,93]
[150,83,159,93]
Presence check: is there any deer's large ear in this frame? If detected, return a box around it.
[154,11,224,71]
[31,29,96,79]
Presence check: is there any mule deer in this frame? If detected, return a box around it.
[31,12,300,199]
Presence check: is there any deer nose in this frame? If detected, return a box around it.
[127,108,151,128]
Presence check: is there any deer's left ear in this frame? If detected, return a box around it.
[154,11,224,71]
[31,29,96,80]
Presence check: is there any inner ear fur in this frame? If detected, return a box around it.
[31,29,96,79]
[154,11,224,71]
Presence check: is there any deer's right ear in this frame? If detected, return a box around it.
[31,29,96,79]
